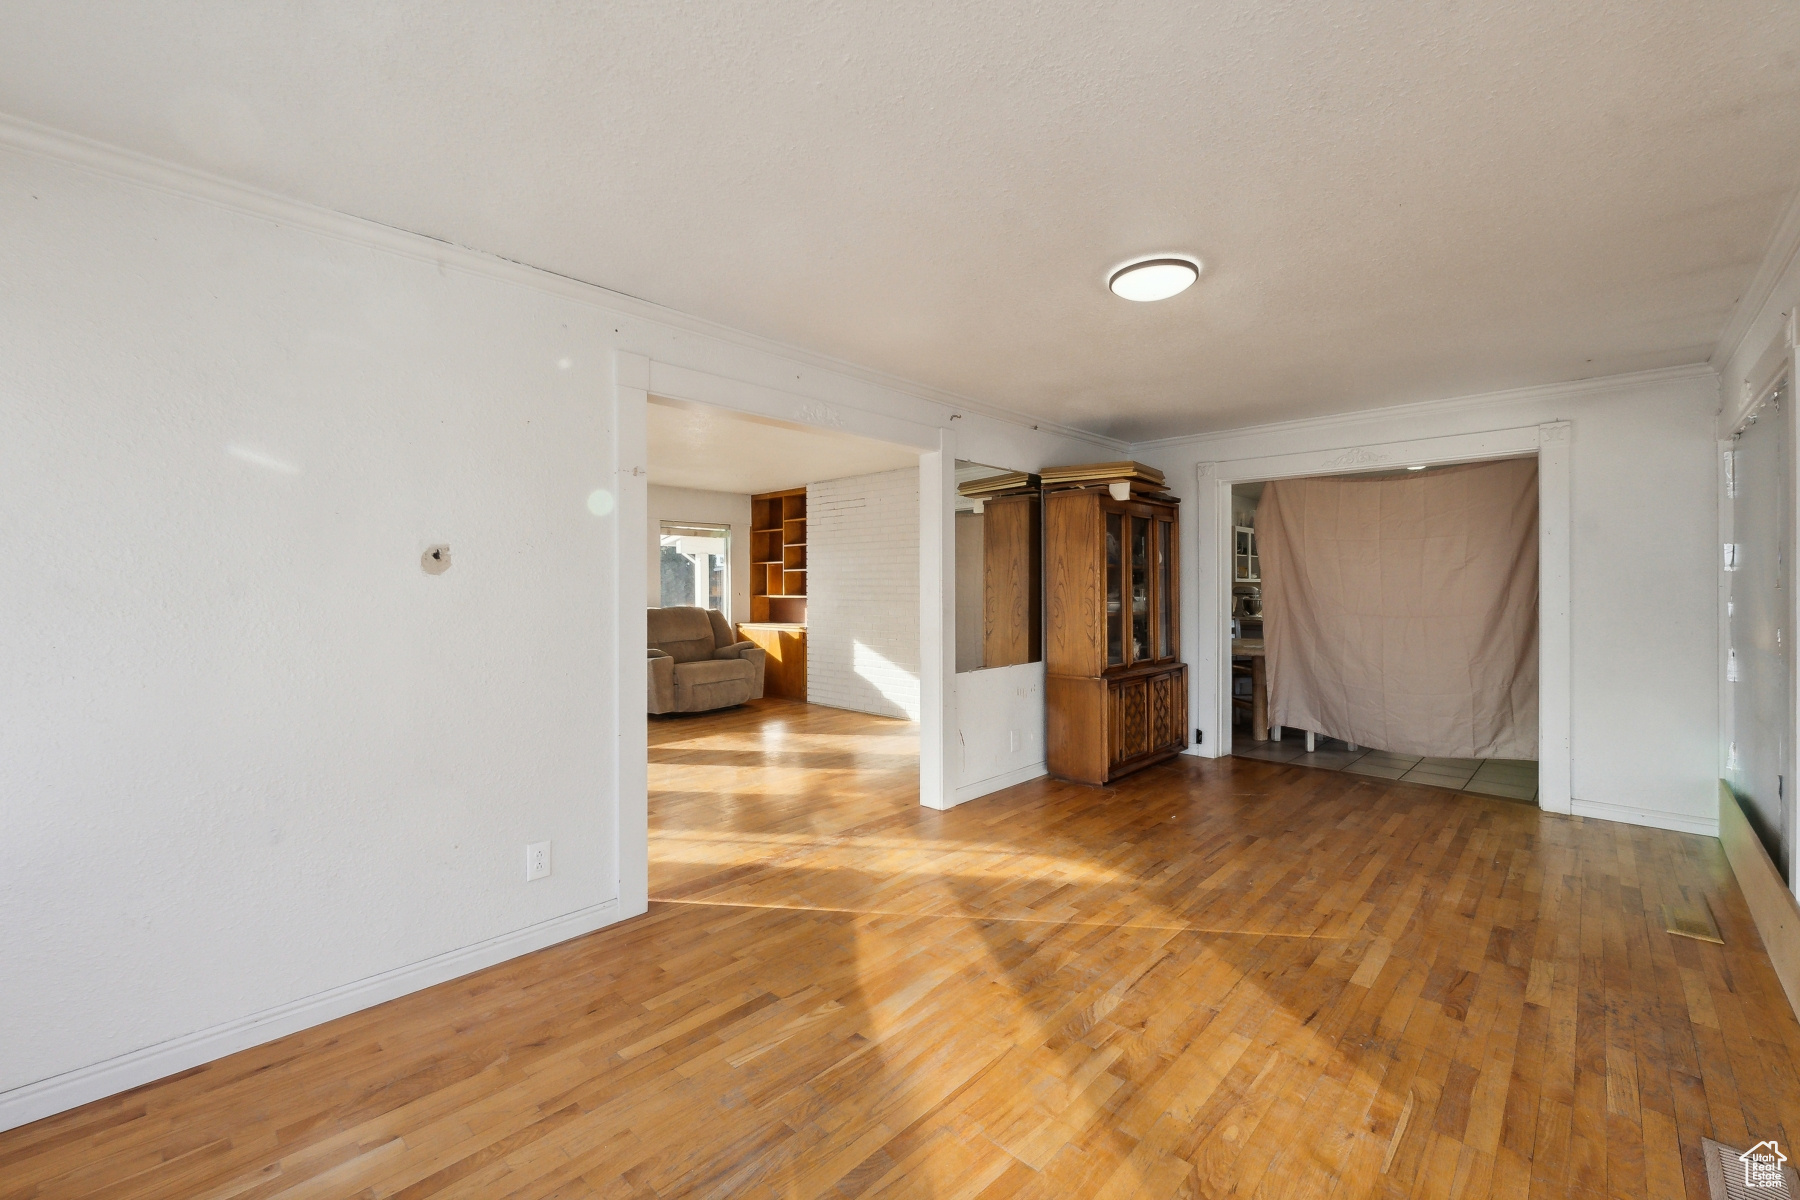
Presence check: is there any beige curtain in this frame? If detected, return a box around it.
[1259,458,1539,760]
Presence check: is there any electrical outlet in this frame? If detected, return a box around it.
[525,841,550,881]
[1009,728,1020,753]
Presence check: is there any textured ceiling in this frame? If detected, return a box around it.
[647,397,917,494]
[3,2,1798,439]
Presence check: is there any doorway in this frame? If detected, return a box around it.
[640,393,928,897]
[1225,462,1540,802]
[1200,422,1573,813]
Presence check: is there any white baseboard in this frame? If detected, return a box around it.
[1570,797,1720,838]
[0,896,623,1134]
[954,761,1048,805]
[1719,781,1800,1021]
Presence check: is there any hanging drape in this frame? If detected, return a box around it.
[1259,457,1539,760]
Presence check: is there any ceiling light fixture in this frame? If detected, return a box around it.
[1407,464,1427,470]
[1108,255,1201,302]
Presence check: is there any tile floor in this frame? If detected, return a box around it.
[1231,729,1539,802]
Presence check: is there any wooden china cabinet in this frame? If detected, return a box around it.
[1044,476,1186,784]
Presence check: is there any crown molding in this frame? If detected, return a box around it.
[1130,362,1718,456]
[0,113,1123,455]
[1712,178,1800,377]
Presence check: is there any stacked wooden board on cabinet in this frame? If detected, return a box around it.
[1038,461,1166,487]
[956,470,1038,500]
[1043,462,1186,784]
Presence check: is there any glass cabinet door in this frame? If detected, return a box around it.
[1130,515,1151,663]
[1105,512,1123,665]
[1157,518,1174,658]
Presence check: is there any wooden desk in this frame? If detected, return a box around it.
[1232,637,1267,742]
[737,623,807,700]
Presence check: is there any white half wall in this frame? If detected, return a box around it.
[645,484,753,624]
[1134,367,1724,836]
[954,663,1048,803]
[808,468,923,720]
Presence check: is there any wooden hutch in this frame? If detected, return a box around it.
[738,486,808,699]
[1043,463,1187,784]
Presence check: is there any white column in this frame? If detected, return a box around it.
[612,351,651,918]
[1195,462,1225,758]
[1538,421,1573,815]
[918,436,957,809]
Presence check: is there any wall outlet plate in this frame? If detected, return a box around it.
[525,841,550,881]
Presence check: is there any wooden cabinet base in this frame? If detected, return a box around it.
[1047,665,1187,785]
[736,623,806,700]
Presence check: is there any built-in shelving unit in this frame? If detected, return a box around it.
[750,487,807,624]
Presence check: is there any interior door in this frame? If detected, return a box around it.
[1730,374,1794,881]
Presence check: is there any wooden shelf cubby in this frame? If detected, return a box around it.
[749,486,807,624]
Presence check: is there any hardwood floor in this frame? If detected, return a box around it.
[4,699,1797,1198]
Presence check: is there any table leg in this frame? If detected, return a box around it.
[1251,656,1268,742]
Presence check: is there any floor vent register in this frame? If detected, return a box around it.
[1705,1137,1796,1198]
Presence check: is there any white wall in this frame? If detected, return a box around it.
[808,469,923,719]
[0,149,627,1112]
[0,133,1122,1129]
[646,484,752,624]
[1135,368,1723,836]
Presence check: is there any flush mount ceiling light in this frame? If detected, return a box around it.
[1108,255,1201,302]
[1407,464,1428,470]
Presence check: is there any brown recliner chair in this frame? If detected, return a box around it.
[647,607,767,714]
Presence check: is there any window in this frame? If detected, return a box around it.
[660,522,730,616]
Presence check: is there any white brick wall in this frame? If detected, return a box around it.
[807,468,920,720]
